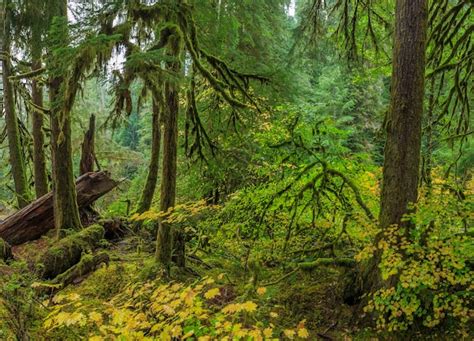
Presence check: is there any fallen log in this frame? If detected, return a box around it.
[0,171,117,245]
[53,252,110,287]
[36,224,105,279]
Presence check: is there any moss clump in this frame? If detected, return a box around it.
[37,224,105,279]
[0,238,12,261]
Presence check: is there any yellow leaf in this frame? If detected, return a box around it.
[242,301,257,312]
[257,287,267,295]
[89,311,103,325]
[270,311,279,318]
[204,288,220,299]
[171,325,182,337]
[89,336,104,341]
[162,305,175,316]
[222,303,240,314]
[68,293,81,301]
[297,328,309,339]
[284,329,296,339]
[263,327,273,337]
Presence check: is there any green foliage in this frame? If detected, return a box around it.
[363,188,473,336]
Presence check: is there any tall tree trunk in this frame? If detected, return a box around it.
[361,0,428,294]
[345,0,429,303]
[48,0,82,233]
[136,99,161,214]
[379,0,427,230]
[31,28,49,198]
[156,42,182,268]
[2,3,30,208]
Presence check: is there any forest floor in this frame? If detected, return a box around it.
[7,233,367,340]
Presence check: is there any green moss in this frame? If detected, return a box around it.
[37,224,105,279]
[0,238,12,261]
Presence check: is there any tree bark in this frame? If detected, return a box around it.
[361,0,428,295]
[80,114,97,175]
[31,27,49,198]
[156,39,182,268]
[48,0,82,232]
[379,0,427,230]
[136,100,161,214]
[0,171,117,245]
[2,3,31,208]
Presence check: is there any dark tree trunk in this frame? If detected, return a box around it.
[2,4,30,208]
[0,172,117,245]
[80,114,97,175]
[344,1,429,305]
[136,100,161,214]
[48,0,82,232]
[156,41,182,268]
[380,0,427,229]
[366,0,428,293]
[31,28,49,198]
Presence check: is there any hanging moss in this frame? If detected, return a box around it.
[36,224,105,279]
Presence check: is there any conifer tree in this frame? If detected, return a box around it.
[47,0,82,231]
[1,0,30,208]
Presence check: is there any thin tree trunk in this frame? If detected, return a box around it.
[2,3,30,208]
[423,76,436,192]
[156,81,179,268]
[136,99,161,214]
[31,48,49,198]
[156,42,181,268]
[48,0,82,233]
[79,114,96,175]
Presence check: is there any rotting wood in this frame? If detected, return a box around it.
[0,172,117,245]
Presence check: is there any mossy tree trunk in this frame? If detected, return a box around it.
[79,114,97,175]
[380,0,427,230]
[367,0,428,292]
[136,99,161,214]
[48,0,82,233]
[31,26,49,198]
[156,36,183,268]
[2,2,30,208]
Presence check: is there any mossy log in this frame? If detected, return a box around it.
[0,238,13,261]
[299,258,356,270]
[37,224,105,279]
[34,252,110,296]
[0,171,117,245]
[54,252,109,286]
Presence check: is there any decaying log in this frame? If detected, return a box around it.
[0,171,117,245]
[52,252,109,289]
[34,252,110,296]
[0,238,13,261]
[99,218,130,240]
[37,224,105,279]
